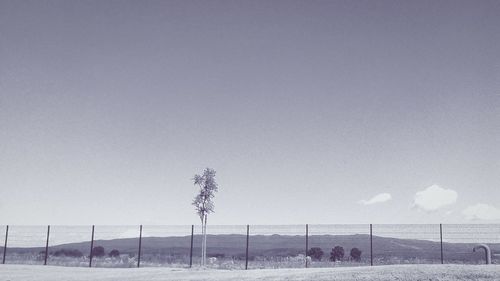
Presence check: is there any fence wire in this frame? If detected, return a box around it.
[48,226,92,267]
[308,224,370,267]
[372,224,442,264]
[203,225,247,269]
[90,225,140,268]
[140,225,192,268]
[1,224,498,268]
[442,224,500,264]
[248,225,306,269]
[2,225,47,265]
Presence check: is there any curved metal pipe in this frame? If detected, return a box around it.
[473,244,491,264]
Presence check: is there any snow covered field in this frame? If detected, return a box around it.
[1,264,499,281]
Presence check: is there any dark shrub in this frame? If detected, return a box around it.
[53,249,83,258]
[209,253,225,258]
[330,246,344,262]
[350,247,362,261]
[307,247,324,261]
[92,246,105,257]
[109,249,120,258]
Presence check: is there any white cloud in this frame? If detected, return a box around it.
[462,203,500,221]
[358,193,392,205]
[412,184,457,212]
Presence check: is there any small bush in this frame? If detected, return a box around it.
[209,253,225,258]
[53,249,83,258]
[307,247,324,261]
[92,246,105,257]
[350,247,362,261]
[330,246,344,262]
[109,249,120,258]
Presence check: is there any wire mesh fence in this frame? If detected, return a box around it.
[90,225,140,268]
[1,224,499,269]
[442,224,500,264]
[47,225,92,267]
[308,224,371,267]
[2,225,47,265]
[248,225,305,269]
[140,225,192,268]
[371,224,442,265]
[204,225,248,269]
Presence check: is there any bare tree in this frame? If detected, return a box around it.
[192,168,218,266]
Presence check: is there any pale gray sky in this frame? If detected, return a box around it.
[1,0,499,225]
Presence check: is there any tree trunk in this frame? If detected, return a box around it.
[201,221,205,266]
[203,214,208,266]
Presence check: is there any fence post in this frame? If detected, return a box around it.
[440,223,444,264]
[137,225,142,268]
[89,225,95,268]
[189,225,194,268]
[245,224,249,270]
[44,225,50,265]
[2,225,8,264]
[305,224,309,268]
[370,224,373,266]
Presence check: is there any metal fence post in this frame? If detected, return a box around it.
[370,224,373,266]
[44,225,50,265]
[137,225,142,268]
[189,225,194,268]
[305,224,309,268]
[245,224,250,270]
[2,225,8,264]
[89,225,95,268]
[440,223,444,264]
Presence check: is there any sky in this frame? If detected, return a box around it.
[0,0,499,226]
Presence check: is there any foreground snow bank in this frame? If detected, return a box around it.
[1,264,499,281]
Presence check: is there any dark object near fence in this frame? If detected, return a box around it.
[92,246,105,257]
[350,247,362,261]
[330,246,344,261]
[305,224,308,268]
[370,224,373,266]
[137,225,142,268]
[307,247,324,261]
[473,244,492,264]
[53,249,84,257]
[245,224,249,270]
[440,224,444,264]
[89,225,94,267]
[44,225,50,265]
[109,249,120,258]
[2,225,8,264]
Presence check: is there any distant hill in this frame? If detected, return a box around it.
[3,234,498,262]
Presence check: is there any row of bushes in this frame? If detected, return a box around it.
[307,246,362,262]
[46,246,360,262]
[47,247,121,258]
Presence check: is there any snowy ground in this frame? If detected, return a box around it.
[1,264,499,281]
